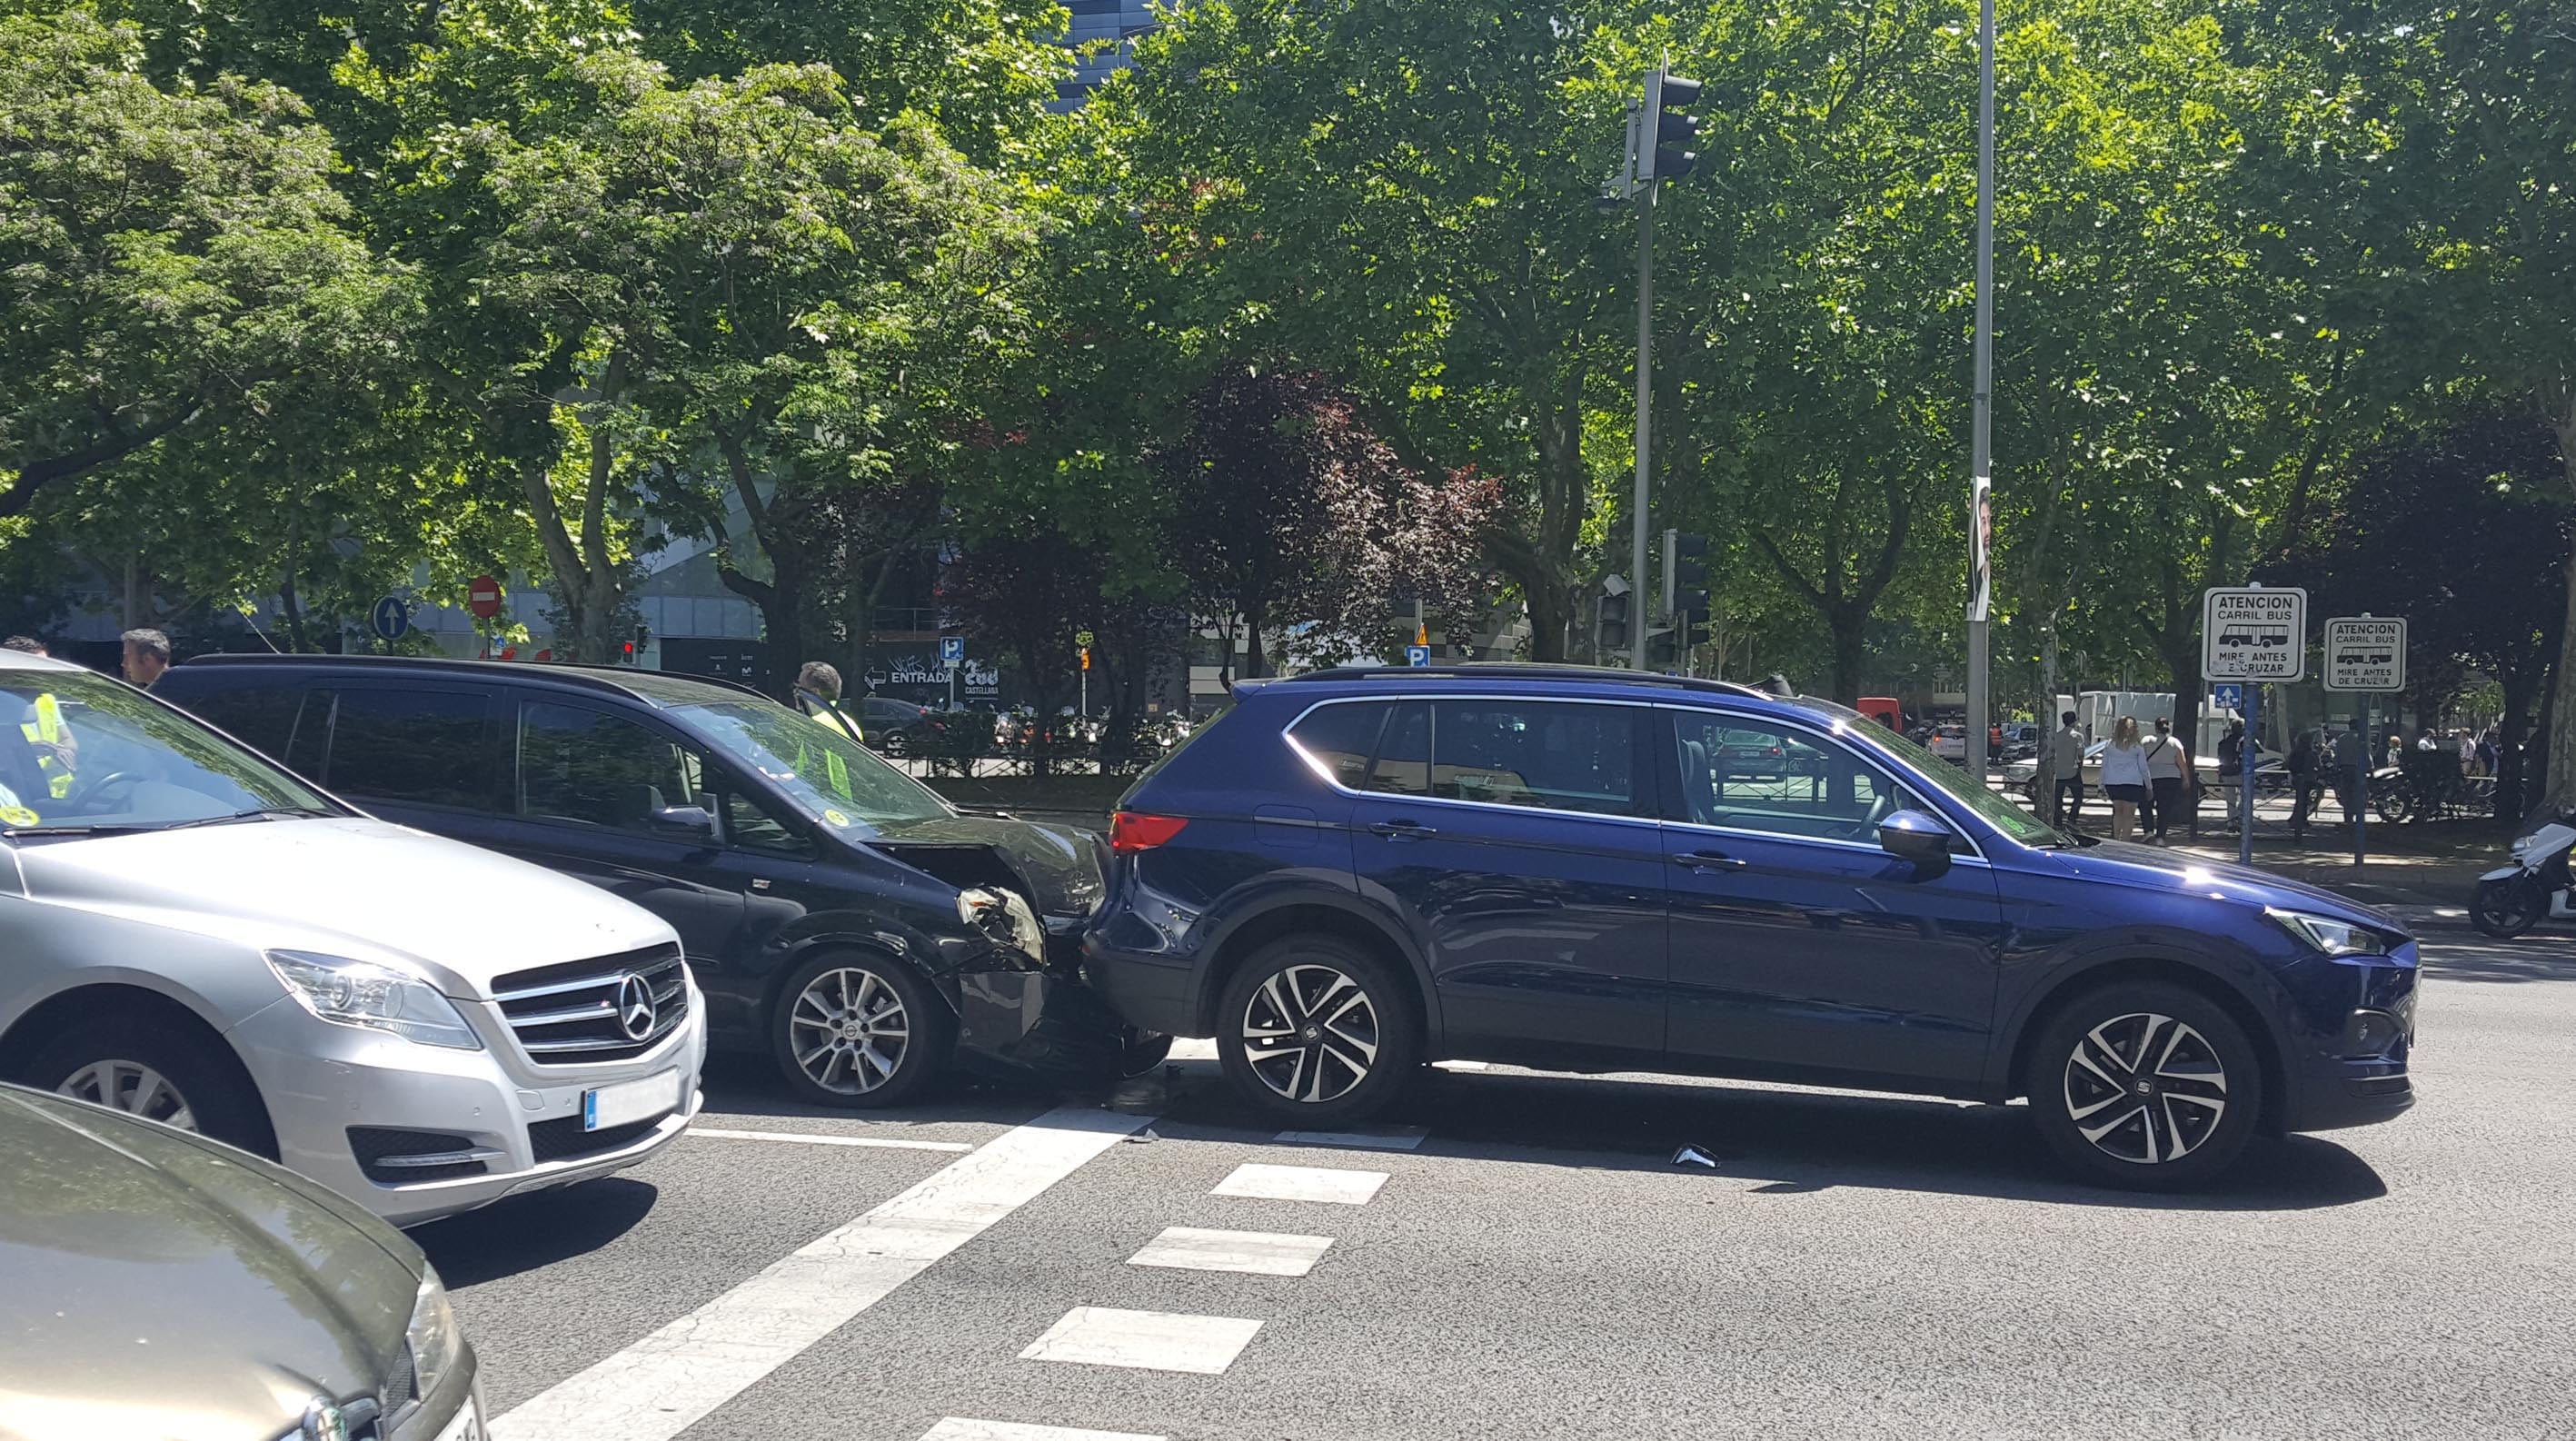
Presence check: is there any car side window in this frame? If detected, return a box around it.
[180,684,303,760]
[323,688,493,810]
[1669,711,1923,844]
[1285,701,1389,789]
[1430,700,1642,817]
[517,700,709,833]
[721,781,812,858]
[1364,702,1432,796]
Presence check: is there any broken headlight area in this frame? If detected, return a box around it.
[959,885,1045,963]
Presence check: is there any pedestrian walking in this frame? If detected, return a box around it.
[2476,729,2499,778]
[2457,728,2481,778]
[2101,716,2150,841]
[2332,721,2364,825]
[2142,716,2191,844]
[2288,727,2320,840]
[2048,710,2087,830]
[2217,720,2247,824]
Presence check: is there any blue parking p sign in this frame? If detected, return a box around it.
[2212,682,2243,711]
[940,635,964,663]
[1406,645,1431,668]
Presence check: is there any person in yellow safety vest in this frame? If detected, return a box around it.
[791,661,860,801]
[4,636,77,799]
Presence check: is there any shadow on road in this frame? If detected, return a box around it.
[691,1051,1066,1131]
[1147,1063,2388,1213]
[411,1177,660,1285]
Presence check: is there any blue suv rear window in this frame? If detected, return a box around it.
[1284,701,1389,789]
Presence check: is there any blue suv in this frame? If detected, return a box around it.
[1083,666,2417,1189]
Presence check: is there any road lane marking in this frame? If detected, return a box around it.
[1433,1059,1489,1071]
[1273,1127,1426,1150]
[920,1422,1166,1441]
[1128,1226,1335,1277]
[1168,1038,1218,1061]
[492,1105,1150,1441]
[1211,1162,1387,1206]
[1019,1307,1263,1375]
[687,1126,974,1153]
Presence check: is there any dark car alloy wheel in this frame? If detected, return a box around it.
[1242,963,1382,1104]
[791,967,914,1095]
[2062,1012,2230,1166]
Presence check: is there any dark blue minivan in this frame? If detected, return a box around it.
[1083,666,2417,1188]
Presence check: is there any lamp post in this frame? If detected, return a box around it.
[1966,0,1997,780]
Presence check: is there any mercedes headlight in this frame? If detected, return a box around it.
[264,951,482,1049]
[2266,909,2390,958]
[406,1267,468,1399]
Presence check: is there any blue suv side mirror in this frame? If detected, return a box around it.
[1877,809,1954,875]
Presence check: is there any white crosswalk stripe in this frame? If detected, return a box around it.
[1212,1161,1388,1205]
[1019,1307,1265,1376]
[491,1107,1150,1441]
[688,1126,974,1152]
[1128,1226,1335,1277]
[917,1420,1167,1441]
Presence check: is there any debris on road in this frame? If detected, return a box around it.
[1672,1145,1719,1168]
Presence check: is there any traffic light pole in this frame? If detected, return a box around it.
[1631,186,1656,672]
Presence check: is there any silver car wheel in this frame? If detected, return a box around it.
[59,1059,198,1132]
[2063,1011,2229,1165]
[1242,963,1380,1104]
[789,967,912,1095]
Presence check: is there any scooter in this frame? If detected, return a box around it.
[2471,811,2576,938]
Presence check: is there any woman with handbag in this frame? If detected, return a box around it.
[2100,716,2151,841]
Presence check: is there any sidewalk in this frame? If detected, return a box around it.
[2163,822,2504,912]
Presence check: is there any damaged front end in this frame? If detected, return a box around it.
[876,838,1157,1089]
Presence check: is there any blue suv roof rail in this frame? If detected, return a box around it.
[1283,662,1770,700]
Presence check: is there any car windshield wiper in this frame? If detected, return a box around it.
[5,806,339,838]
[157,805,340,830]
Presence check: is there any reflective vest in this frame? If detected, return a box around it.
[19,692,74,798]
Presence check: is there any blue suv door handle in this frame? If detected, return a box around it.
[1368,819,1438,840]
[1673,849,1749,872]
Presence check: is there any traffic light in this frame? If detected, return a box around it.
[1599,583,1631,652]
[1662,529,1710,621]
[1639,68,1705,184]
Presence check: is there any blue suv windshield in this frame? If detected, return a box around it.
[1782,695,2067,848]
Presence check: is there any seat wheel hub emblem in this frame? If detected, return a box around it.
[1301,1025,1321,1041]
[614,974,658,1041]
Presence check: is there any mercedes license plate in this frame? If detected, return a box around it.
[582,1069,681,1132]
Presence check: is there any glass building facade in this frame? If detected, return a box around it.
[1058,0,1159,105]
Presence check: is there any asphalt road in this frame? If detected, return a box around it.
[416,912,2576,1441]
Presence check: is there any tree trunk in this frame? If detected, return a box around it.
[277,577,309,653]
[2500,665,2539,821]
[2544,391,2576,807]
[1827,608,1866,703]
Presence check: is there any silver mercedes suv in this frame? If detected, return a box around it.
[0,649,706,1225]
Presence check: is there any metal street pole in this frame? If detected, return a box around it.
[1965,0,1996,780]
[1631,184,1656,671]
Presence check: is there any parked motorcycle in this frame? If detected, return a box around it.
[2471,810,2576,938]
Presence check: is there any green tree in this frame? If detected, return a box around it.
[0,9,412,525]
[473,55,1037,687]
